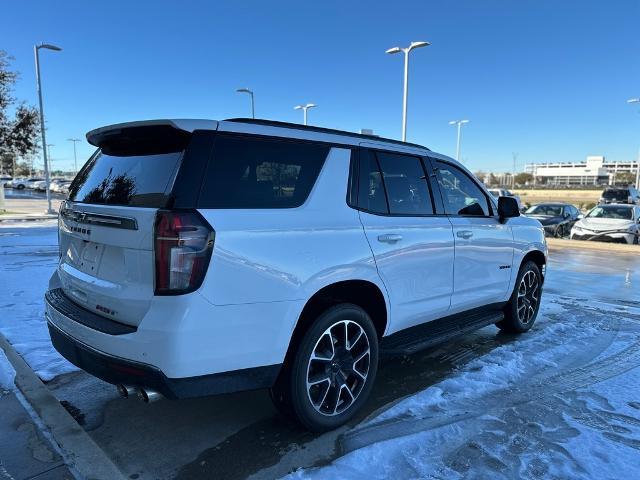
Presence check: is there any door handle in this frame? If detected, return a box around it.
[377,234,403,243]
[456,230,473,239]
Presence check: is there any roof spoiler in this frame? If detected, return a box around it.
[86,119,218,148]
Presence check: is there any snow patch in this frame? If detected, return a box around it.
[0,349,16,391]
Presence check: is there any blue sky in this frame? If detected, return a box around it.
[3,0,640,172]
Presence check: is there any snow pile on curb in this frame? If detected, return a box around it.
[0,225,77,381]
[0,349,16,391]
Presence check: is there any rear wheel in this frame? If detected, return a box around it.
[497,261,542,333]
[270,304,379,432]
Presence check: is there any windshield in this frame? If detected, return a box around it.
[526,205,563,216]
[602,189,628,199]
[586,206,633,220]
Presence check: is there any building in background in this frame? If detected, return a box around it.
[524,156,639,186]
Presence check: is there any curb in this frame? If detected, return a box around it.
[0,215,58,223]
[547,237,639,253]
[0,332,126,480]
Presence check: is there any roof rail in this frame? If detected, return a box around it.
[224,118,429,151]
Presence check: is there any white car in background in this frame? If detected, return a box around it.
[488,188,524,211]
[50,180,72,193]
[12,178,44,190]
[570,204,640,245]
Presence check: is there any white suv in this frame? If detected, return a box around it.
[45,119,547,431]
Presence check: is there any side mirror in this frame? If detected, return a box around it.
[498,196,520,223]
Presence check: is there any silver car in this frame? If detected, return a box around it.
[570,204,640,245]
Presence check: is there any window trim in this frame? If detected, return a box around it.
[430,159,496,218]
[350,147,442,218]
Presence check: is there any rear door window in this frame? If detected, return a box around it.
[376,152,434,215]
[198,136,329,209]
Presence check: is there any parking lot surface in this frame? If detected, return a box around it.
[1,222,639,479]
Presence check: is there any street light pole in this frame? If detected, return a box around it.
[67,138,80,175]
[386,41,430,142]
[34,42,62,214]
[46,144,54,174]
[448,120,469,162]
[294,103,317,125]
[628,98,640,189]
[236,88,255,118]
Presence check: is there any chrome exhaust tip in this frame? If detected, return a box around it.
[116,384,136,399]
[137,388,163,404]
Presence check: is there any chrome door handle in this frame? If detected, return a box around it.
[377,234,403,243]
[456,230,473,239]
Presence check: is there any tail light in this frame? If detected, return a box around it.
[154,210,215,295]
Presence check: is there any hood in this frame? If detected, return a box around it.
[576,217,635,231]
[525,214,562,226]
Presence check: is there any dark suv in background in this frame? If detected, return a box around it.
[599,186,640,205]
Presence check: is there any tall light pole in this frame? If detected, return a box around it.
[46,144,54,174]
[236,88,255,118]
[628,98,640,189]
[386,41,430,142]
[67,138,80,176]
[35,42,62,214]
[294,103,317,125]
[448,120,469,162]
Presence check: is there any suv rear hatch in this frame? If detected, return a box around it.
[57,122,208,327]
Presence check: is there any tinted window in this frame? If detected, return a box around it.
[525,205,563,216]
[198,136,329,209]
[358,151,388,214]
[376,152,433,215]
[69,150,182,207]
[602,189,628,199]
[436,162,490,216]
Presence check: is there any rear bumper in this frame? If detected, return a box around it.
[47,321,280,399]
[45,286,285,398]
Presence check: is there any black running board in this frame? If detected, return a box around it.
[380,303,506,357]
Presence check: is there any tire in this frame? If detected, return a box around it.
[497,260,542,333]
[270,304,379,432]
[16,184,25,190]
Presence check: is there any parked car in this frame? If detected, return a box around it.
[50,180,72,193]
[599,186,640,205]
[488,188,524,211]
[523,203,581,238]
[12,177,44,190]
[45,118,547,431]
[0,175,12,187]
[32,180,47,191]
[570,204,640,244]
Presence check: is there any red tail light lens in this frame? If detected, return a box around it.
[154,210,214,295]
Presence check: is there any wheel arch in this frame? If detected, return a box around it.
[521,249,546,281]
[282,279,388,368]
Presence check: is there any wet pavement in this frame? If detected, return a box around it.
[2,221,639,479]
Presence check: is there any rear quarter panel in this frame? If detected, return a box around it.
[197,146,387,327]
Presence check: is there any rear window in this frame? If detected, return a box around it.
[198,136,329,209]
[602,189,628,199]
[68,150,183,207]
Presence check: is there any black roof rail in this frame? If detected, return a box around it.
[223,118,430,151]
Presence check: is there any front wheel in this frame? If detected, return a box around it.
[497,261,542,333]
[270,304,379,432]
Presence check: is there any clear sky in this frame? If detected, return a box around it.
[3,0,640,173]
